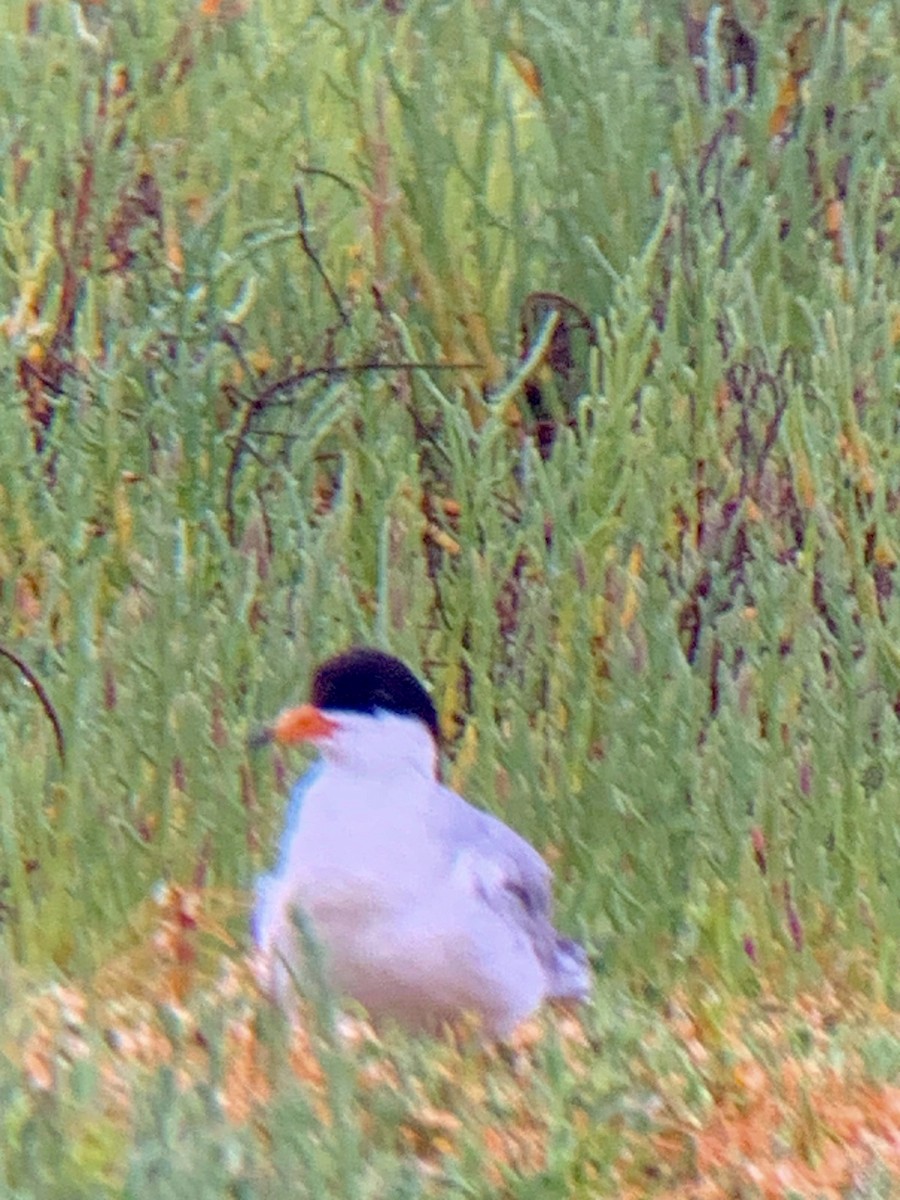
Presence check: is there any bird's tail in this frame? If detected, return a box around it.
[547,936,591,1003]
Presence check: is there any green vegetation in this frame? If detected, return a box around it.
[2,0,900,1194]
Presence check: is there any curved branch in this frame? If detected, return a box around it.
[0,644,66,764]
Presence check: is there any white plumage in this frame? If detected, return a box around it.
[252,652,590,1037]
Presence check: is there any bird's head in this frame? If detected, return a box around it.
[252,647,440,776]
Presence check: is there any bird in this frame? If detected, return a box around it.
[251,647,590,1037]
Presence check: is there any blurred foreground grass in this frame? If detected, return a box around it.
[2,0,900,1194]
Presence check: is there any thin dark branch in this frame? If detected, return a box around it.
[18,356,71,396]
[294,179,351,328]
[296,164,357,195]
[251,359,483,408]
[520,291,596,343]
[238,440,273,467]
[0,644,65,764]
[224,357,483,544]
[219,325,255,379]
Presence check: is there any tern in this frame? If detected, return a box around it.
[252,647,590,1037]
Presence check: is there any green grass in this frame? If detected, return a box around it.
[2,0,900,1194]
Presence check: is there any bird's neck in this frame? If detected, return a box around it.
[321,713,438,781]
[327,748,437,783]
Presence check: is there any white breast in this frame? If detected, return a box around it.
[282,770,448,927]
[254,730,555,1035]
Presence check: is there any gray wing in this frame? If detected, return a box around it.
[435,785,590,1002]
[434,783,551,901]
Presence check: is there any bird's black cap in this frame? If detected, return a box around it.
[311,647,440,743]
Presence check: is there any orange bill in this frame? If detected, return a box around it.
[270,704,340,744]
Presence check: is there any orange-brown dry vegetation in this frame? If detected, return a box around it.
[11,884,900,1197]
